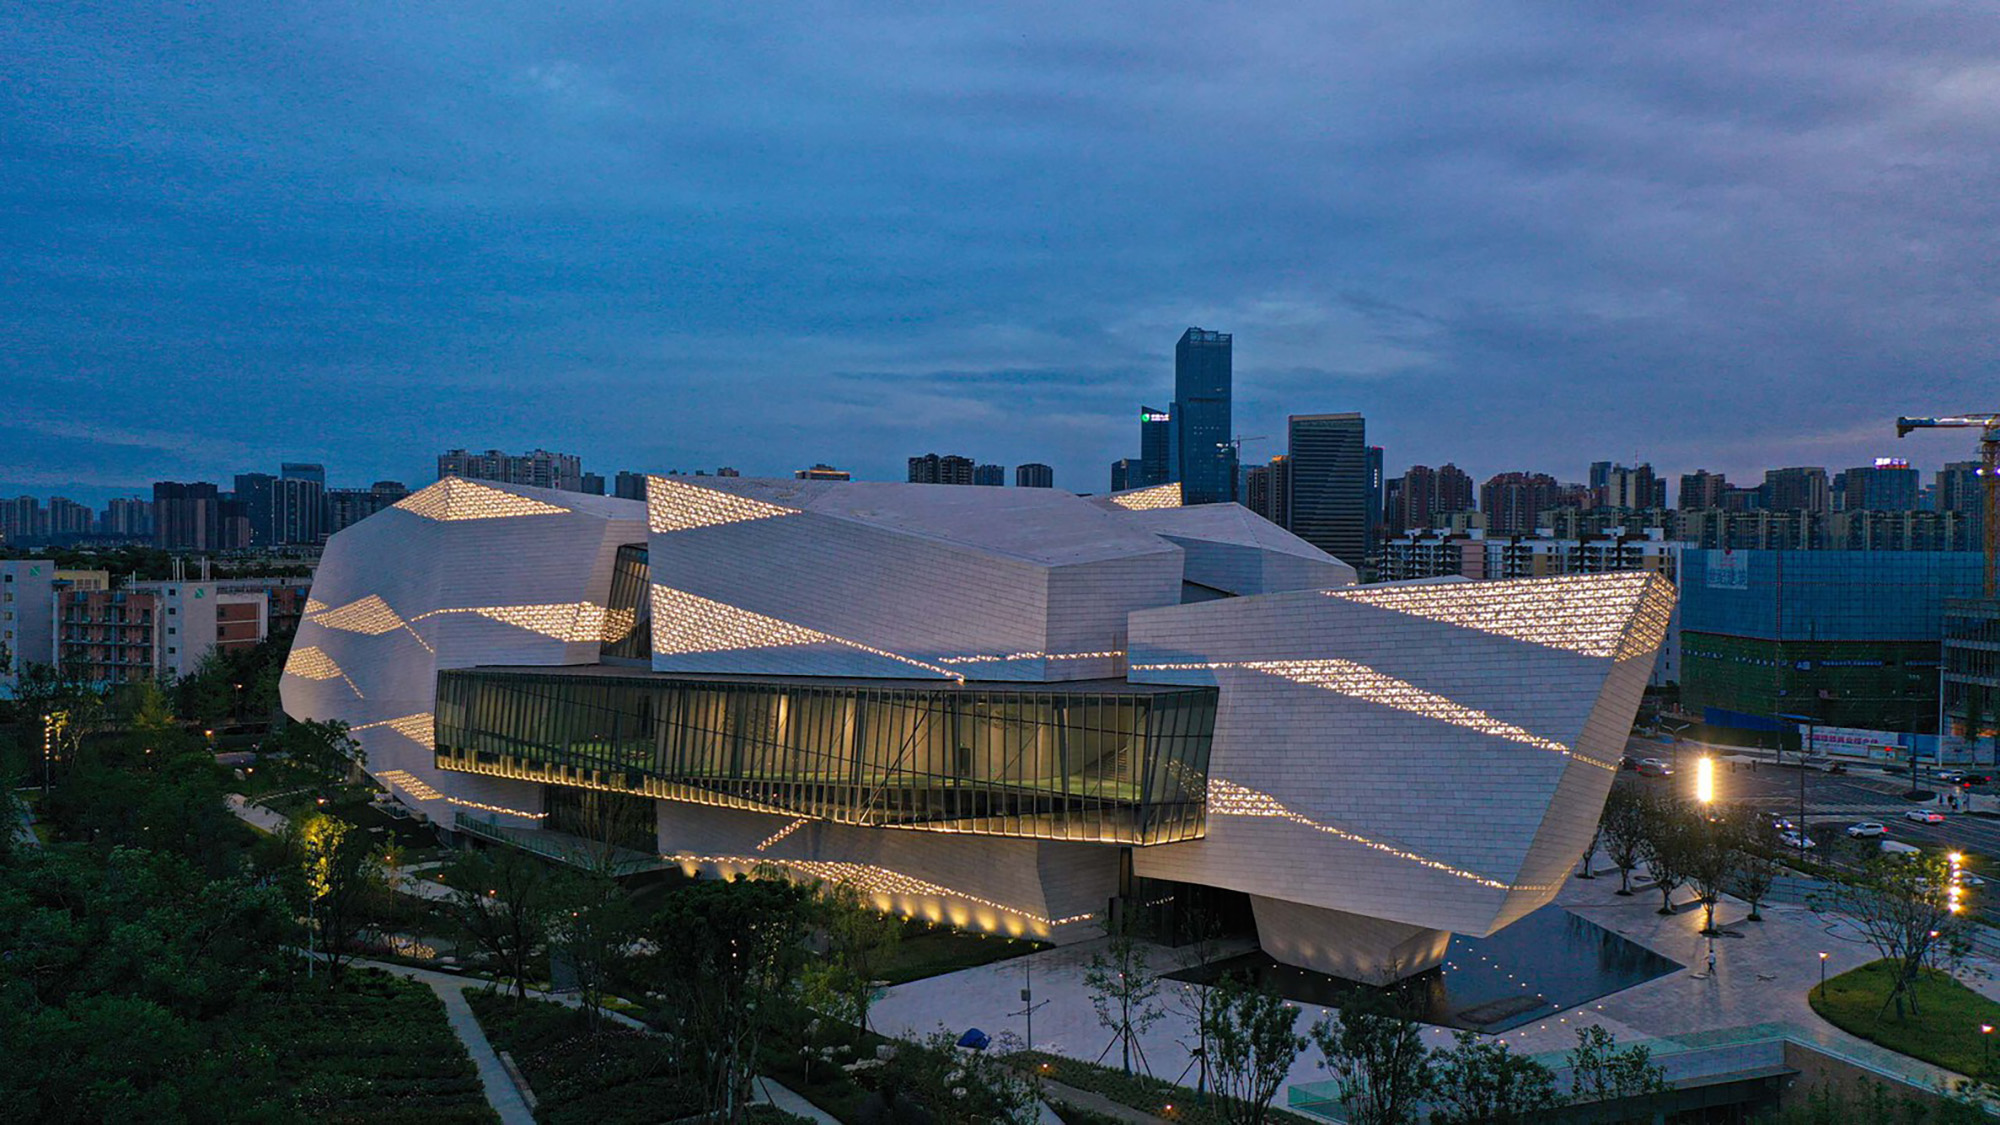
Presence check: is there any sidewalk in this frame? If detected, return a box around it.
[226,793,289,834]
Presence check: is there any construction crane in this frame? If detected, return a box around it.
[1896,414,2000,596]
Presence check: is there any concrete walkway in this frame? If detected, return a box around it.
[752,1076,843,1125]
[226,793,289,834]
[352,959,537,1125]
[12,798,39,848]
[874,872,1991,1114]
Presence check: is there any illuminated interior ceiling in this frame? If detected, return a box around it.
[1105,482,1183,510]
[1130,656,1614,771]
[393,477,572,522]
[650,583,964,680]
[647,474,800,532]
[1325,572,1666,658]
[282,645,362,698]
[1207,779,1558,893]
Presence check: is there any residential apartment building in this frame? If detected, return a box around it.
[907,453,976,485]
[437,448,585,493]
[1015,463,1054,489]
[0,560,57,697]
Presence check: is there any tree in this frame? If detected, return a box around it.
[648,875,816,1122]
[1601,785,1646,896]
[1635,792,1694,915]
[886,1028,1040,1125]
[1309,988,1431,1125]
[1427,1032,1560,1124]
[550,870,639,1028]
[1577,823,1602,879]
[1084,908,1166,1075]
[1683,809,1742,936]
[295,813,384,982]
[1564,1025,1667,1120]
[1168,905,1229,1102]
[1202,974,1306,1125]
[442,846,559,1000]
[1732,817,1780,922]
[818,878,903,1033]
[1813,852,1970,1019]
[272,718,363,791]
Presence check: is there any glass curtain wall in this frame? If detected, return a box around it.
[435,669,1215,845]
[601,544,651,661]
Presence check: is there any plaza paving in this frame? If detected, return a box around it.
[872,869,2000,1110]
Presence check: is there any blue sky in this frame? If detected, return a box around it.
[5,2,1997,504]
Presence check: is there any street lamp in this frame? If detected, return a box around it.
[1696,757,1715,805]
[1777,713,1818,835]
[1818,952,1829,1000]
[1984,1024,1994,1074]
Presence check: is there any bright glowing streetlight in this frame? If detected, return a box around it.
[1696,756,1715,805]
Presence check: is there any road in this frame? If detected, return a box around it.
[1620,735,2000,912]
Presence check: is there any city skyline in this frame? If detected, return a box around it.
[7,5,1996,506]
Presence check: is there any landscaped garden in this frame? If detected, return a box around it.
[1810,959,2000,1078]
[467,990,705,1125]
[1016,1049,1322,1125]
[239,969,496,1124]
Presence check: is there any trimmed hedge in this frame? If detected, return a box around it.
[467,990,703,1125]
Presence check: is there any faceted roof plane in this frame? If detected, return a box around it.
[648,476,1180,568]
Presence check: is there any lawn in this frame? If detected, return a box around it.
[877,923,1045,984]
[1015,1049,1323,1125]
[236,968,496,1124]
[467,989,704,1125]
[1809,958,2000,1077]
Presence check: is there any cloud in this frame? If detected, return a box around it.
[3,1,1998,502]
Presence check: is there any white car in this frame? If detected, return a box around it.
[1846,822,1887,838]
[1956,873,1987,888]
[1636,758,1674,777]
[1905,809,1947,824]
[1780,831,1817,850]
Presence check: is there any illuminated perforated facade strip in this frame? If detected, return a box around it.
[936,649,1125,665]
[647,475,800,533]
[1615,581,1677,664]
[377,769,444,801]
[1131,657,1616,771]
[663,853,1097,928]
[376,768,545,819]
[304,597,328,614]
[1207,780,1559,893]
[1325,572,1659,658]
[650,584,964,681]
[412,602,618,644]
[756,817,810,851]
[283,646,363,698]
[312,594,407,635]
[394,477,572,522]
[1106,482,1182,510]
[352,712,436,752]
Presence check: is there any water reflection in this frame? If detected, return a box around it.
[1164,905,1679,1032]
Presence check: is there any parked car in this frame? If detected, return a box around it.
[1846,822,1887,838]
[1905,809,1947,824]
[1881,839,1922,858]
[1804,756,1847,774]
[1636,758,1674,777]
[1780,831,1817,850]
[1956,873,1987,888]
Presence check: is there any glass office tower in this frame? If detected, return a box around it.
[1173,328,1234,504]
[1287,413,1369,569]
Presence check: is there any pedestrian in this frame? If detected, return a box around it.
[1707,947,1717,978]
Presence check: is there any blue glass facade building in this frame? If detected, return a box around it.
[1173,328,1234,504]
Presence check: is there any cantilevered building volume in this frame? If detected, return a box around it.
[283,473,1672,981]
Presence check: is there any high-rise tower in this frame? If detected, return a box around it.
[1173,328,1234,504]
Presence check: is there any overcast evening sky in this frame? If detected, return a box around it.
[4,2,1998,505]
